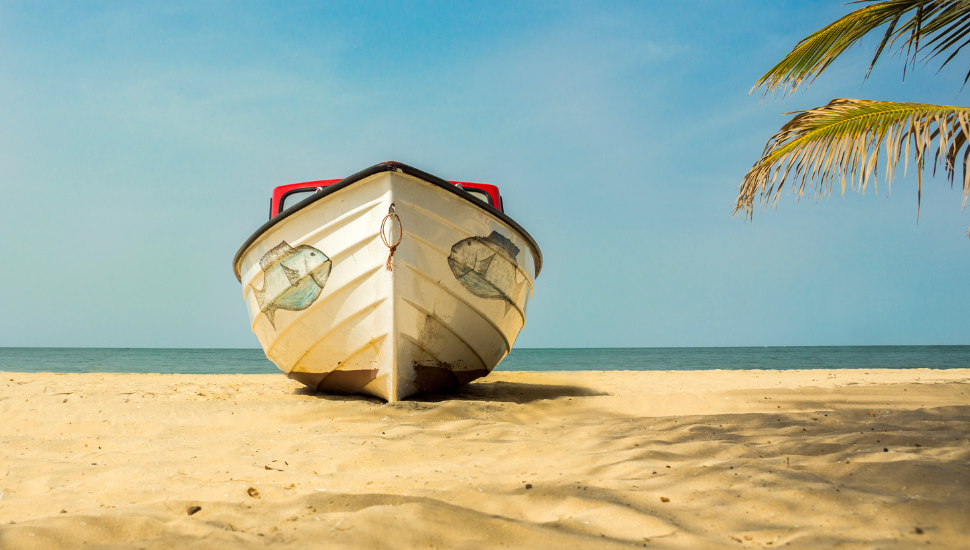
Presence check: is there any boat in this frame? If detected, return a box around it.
[232,161,542,402]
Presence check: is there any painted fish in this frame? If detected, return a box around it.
[249,241,332,328]
[448,231,525,314]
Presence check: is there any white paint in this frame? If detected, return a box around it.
[238,171,537,402]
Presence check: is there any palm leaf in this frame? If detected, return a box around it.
[755,0,970,97]
[735,99,970,232]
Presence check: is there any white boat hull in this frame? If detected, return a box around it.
[234,165,539,402]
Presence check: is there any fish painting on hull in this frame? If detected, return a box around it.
[448,231,525,314]
[249,241,332,328]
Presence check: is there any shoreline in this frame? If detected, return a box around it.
[2,369,968,548]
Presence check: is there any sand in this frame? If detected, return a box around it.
[0,369,968,549]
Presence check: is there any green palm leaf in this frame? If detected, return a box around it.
[755,0,970,97]
[735,99,970,230]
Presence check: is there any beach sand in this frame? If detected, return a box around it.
[0,369,967,549]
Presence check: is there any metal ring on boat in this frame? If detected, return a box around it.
[380,204,402,271]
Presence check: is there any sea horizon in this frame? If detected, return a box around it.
[2,345,968,374]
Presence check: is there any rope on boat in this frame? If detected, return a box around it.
[380,204,402,271]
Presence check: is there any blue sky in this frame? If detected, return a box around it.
[2,1,968,348]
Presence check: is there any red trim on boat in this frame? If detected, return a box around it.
[233,161,542,281]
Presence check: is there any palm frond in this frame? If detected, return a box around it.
[754,0,970,97]
[735,99,970,231]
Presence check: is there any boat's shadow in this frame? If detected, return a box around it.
[294,380,607,405]
[427,380,608,404]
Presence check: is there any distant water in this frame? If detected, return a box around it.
[501,346,970,371]
[0,346,967,374]
[0,348,278,374]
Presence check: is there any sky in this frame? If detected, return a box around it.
[1,0,969,349]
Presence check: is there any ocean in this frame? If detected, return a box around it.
[0,346,967,374]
